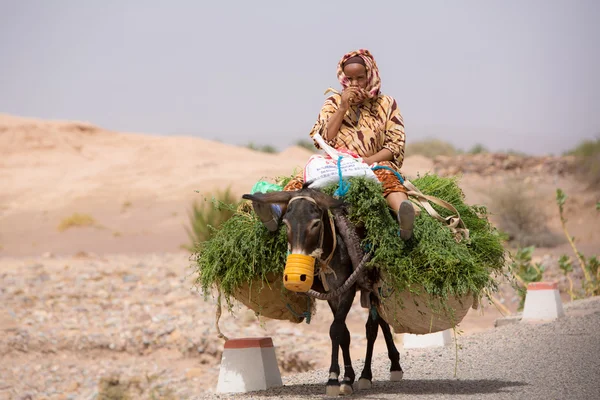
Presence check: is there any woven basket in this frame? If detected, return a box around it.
[233,272,314,323]
[375,272,477,334]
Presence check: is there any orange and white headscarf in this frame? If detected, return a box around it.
[336,49,382,99]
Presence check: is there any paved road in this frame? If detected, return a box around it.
[200,297,600,399]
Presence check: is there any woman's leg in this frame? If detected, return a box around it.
[386,191,408,212]
[373,163,415,240]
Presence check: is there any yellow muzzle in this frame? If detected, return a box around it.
[283,253,315,292]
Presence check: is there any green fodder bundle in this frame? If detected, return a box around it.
[328,175,507,300]
[193,174,507,322]
[194,203,286,298]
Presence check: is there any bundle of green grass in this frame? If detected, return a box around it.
[194,174,507,329]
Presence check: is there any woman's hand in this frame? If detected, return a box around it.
[340,87,364,110]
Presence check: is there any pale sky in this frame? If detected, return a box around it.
[1,0,599,155]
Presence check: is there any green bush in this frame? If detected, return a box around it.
[246,142,278,154]
[468,143,488,154]
[295,139,317,152]
[556,188,599,297]
[511,246,544,310]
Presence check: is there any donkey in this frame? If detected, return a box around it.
[243,185,403,396]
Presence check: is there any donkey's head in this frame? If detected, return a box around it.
[242,187,343,292]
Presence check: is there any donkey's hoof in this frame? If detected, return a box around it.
[340,383,353,395]
[325,384,340,397]
[390,370,404,381]
[358,378,372,390]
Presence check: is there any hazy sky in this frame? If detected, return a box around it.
[1,0,599,155]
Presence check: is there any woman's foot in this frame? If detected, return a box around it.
[397,200,415,240]
[251,201,281,232]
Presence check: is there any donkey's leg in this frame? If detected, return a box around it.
[326,294,355,396]
[338,291,356,395]
[326,300,342,396]
[378,314,403,381]
[358,304,379,390]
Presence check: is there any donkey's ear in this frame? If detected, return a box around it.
[242,191,294,204]
[312,191,345,210]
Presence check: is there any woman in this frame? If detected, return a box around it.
[256,49,415,240]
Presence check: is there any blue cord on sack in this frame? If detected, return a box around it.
[286,298,312,324]
[371,165,405,184]
[334,155,350,197]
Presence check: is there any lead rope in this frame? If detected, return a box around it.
[215,287,229,341]
[318,210,338,291]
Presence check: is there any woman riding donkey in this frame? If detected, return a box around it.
[254,48,415,240]
[247,49,411,394]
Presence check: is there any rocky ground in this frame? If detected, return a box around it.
[433,153,577,178]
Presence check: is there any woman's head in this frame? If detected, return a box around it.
[337,49,381,99]
[342,56,368,89]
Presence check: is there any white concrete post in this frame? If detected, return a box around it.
[216,337,283,393]
[522,281,564,322]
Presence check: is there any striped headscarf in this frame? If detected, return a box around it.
[337,49,381,99]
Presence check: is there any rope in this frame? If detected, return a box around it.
[402,180,470,242]
[215,288,229,341]
[285,297,312,324]
[334,155,351,197]
[317,210,338,292]
[371,165,405,184]
[332,158,405,199]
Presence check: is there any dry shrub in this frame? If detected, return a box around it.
[184,187,240,252]
[98,373,176,400]
[406,138,461,159]
[57,213,97,232]
[565,137,600,190]
[278,350,316,373]
[487,182,563,248]
[98,375,141,400]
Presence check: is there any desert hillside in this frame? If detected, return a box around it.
[0,114,437,256]
[1,113,597,257]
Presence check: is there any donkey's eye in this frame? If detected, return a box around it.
[310,220,321,230]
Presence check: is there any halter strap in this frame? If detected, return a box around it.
[288,195,317,205]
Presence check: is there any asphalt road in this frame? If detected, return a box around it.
[199,296,600,400]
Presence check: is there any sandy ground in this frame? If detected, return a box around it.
[1,113,599,398]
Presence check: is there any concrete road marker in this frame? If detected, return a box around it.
[522,281,564,322]
[216,337,283,393]
[403,329,453,349]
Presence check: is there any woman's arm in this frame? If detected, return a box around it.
[324,106,348,141]
[363,148,394,165]
[325,88,365,140]
[379,98,406,168]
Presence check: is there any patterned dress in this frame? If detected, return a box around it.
[284,91,408,197]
